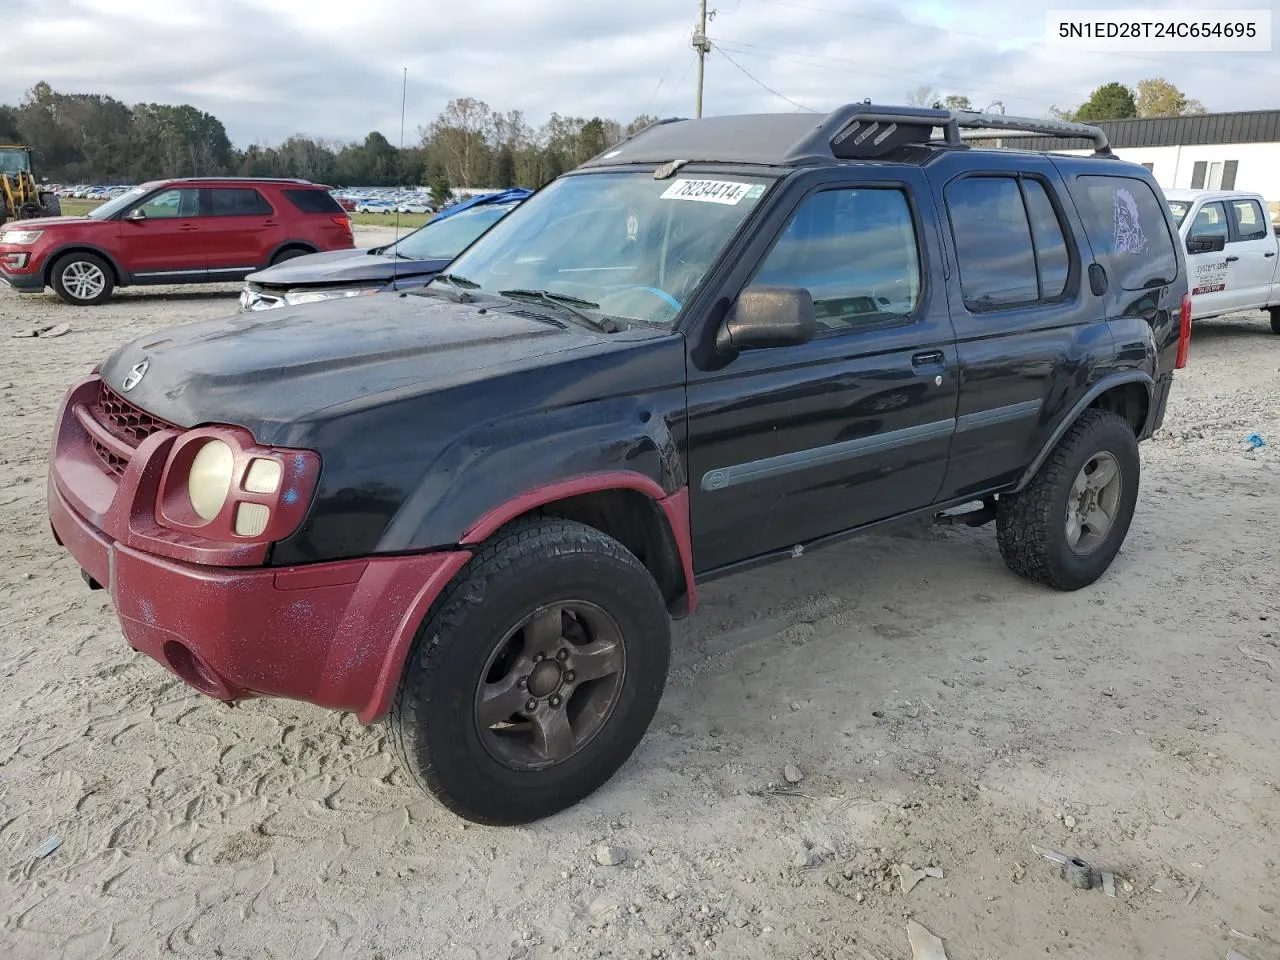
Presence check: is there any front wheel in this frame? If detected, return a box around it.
[1269,307,1280,335]
[51,252,115,305]
[996,410,1140,591]
[390,517,671,825]
[39,193,62,217]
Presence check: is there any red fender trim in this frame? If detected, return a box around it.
[460,471,697,616]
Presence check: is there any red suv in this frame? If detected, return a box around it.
[0,177,354,305]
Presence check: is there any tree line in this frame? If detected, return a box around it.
[2,77,1208,188]
[0,83,658,190]
[908,77,1205,123]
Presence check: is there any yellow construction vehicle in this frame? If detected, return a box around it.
[0,144,61,226]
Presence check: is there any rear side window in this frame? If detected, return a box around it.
[283,189,345,215]
[1071,175,1179,291]
[945,175,1072,310]
[1230,199,1267,242]
[209,188,273,216]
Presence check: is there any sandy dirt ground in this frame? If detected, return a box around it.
[2,230,1278,960]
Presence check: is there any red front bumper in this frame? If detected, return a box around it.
[47,376,471,723]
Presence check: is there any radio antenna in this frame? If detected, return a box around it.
[392,67,407,288]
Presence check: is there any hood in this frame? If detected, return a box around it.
[245,248,446,289]
[97,292,612,440]
[1,216,98,232]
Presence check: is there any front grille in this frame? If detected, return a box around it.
[94,382,173,446]
[88,382,175,476]
[90,438,128,476]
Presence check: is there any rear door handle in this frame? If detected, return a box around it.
[1225,255,1239,262]
[1265,251,1276,257]
[179,224,198,232]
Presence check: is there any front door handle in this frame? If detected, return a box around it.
[912,350,946,370]
[1225,255,1240,262]
[179,224,198,232]
[1265,251,1276,258]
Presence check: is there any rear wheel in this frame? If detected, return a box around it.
[39,193,62,217]
[51,252,115,305]
[390,518,671,825]
[1269,307,1280,335]
[996,410,1140,591]
[270,246,310,266]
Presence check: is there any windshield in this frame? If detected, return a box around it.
[1167,200,1190,227]
[0,148,31,176]
[433,171,772,327]
[388,203,516,260]
[88,186,148,220]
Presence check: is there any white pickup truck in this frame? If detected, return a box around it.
[1164,188,1280,334]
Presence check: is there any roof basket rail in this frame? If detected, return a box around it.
[783,101,1113,162]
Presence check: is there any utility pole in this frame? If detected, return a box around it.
[693,0,711,118]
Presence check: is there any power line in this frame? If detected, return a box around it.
[714,43,819,112]
[711,37,1091,106]
[656,54,699,116]
[749,0,1280,80]
[643,39,687,117]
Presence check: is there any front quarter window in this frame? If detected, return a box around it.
[434,172,771,327]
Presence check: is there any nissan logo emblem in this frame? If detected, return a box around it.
[122,360,149,392]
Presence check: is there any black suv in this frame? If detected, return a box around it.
[46,104,1190,825]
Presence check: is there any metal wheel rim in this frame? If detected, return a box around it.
[63,261,106,301]
[473,599,627,771]
[1065,451,1123,555]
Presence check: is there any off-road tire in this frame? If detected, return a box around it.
[50,252,115,305]
[996,410,1140,591]
[1269,307,1280,335]
[40,193,62,217]
[390,517,671,825]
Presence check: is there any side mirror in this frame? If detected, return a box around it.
[718,285,817,353]
[1186,234,1225,254]
[125,208,147,222]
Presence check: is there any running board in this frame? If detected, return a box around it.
[934,497,997,528]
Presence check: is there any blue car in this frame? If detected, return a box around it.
[239,188,531,311]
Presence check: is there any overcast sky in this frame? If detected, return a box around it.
[4,0,1277,147]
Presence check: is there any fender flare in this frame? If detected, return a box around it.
[1013,371,1154,492]
[43,243,127,286]
[458,469,696,615]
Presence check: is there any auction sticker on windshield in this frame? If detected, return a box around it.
[660,179,761,205]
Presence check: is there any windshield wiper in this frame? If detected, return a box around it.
[499,289,618,333]
[433,272,480,303]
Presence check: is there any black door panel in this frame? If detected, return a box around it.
[684,167,959,574]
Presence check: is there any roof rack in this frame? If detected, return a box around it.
[949,110,1112,154]
[786,102,1112,162]
[167,176,316,184]
[579,102,1115,171]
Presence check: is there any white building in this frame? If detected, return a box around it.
[985,110,1280,204]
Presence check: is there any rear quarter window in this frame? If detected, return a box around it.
[282,189,345,215]
[1070,175,1179,291]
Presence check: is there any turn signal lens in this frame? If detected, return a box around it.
[235,503,271,537]
[188,440,234,522]
[244,458,282,494]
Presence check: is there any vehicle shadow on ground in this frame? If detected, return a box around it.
[1189,316,1275,340]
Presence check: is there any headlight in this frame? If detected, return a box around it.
[0,230,44,245]
[187,440,235,522]
[283,287,380,306]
